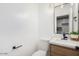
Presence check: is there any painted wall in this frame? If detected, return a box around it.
[0,3,39,56]
[73,4,78,32]
[39,3,54,39]
[0,3,53,56]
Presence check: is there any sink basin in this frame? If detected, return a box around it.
[49,38,79,49]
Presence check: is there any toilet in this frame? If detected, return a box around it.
[32,50,46,56]
[32,38,49,56]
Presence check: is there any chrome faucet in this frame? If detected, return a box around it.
[63,33,68,40]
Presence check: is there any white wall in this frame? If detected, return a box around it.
[73,4,78,32]
[39,3,54,39]
[0,3,39,56]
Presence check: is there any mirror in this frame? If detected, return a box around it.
[54,3,73,34]
[56,15,69,34]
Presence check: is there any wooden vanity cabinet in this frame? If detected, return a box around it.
[48,44,79,56]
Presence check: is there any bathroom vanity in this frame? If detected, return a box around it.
[49,3,79,56]
[48,37,79,56]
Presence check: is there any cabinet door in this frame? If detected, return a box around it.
[50,45,79,56]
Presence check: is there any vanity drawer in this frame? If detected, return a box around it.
[50,50,65,56]
[50,44,79,56]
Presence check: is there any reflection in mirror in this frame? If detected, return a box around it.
[54,3,72,34]
[57,15,69,34]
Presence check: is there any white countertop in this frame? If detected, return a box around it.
[49,38,79,49]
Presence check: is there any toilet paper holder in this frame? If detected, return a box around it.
[12,45,23,49]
